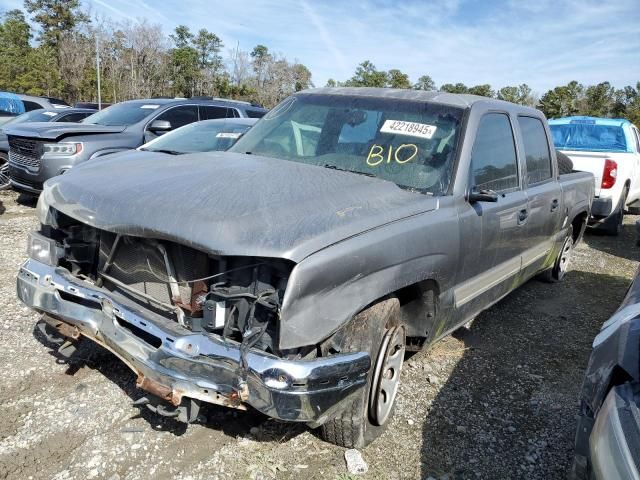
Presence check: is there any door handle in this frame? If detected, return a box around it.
[517,209,529,225]
[550,199,559,212]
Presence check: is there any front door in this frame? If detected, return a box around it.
[455,112,528,323]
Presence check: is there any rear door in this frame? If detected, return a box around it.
[517,115,563,276]
[455,112,528,317]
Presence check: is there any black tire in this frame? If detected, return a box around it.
[556,150,573,175]
[540,225,574,282]
[602,189,627,236]
[0,151,9,190]
[320,297,404,448]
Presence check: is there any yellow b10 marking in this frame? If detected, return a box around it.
[366,144,418,166]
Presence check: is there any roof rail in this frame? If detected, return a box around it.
[190,96,252,105]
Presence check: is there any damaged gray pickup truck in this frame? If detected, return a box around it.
[17,88,594,448]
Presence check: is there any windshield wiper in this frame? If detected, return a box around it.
[145,149,183,155]
[323,164,376,177]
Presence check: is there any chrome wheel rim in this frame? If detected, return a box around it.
[0,157,9,190]
[558,236,573,276]
[369,325,405,426]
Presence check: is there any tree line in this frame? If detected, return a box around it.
[328,61,640,126]
[0,1,638,125]
[0,0,312,107]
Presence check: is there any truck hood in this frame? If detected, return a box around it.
[42,151,438,262]
[4,122,126,141]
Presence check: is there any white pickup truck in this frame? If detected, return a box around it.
[549,116,640,235]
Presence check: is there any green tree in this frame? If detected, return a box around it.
[539,81,584,118]
[413,75,436,91]
[292,63,312,91]
[325,78,337,87]
[497,84,535,106]
[584,81,615,117]
[468,84,495,97]
[440,82,468,94]
[387,68,411,89]
[0,10,32,91]
[169,25,200,97]
[24,0,88,48]
[343,60,388,87]
[193,28,223,71]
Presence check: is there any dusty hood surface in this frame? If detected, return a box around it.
[4,122,126,140]
[43,152,438,262]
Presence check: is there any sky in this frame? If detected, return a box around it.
[3,0,640,94]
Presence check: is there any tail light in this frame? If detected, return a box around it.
[601,159,617,189]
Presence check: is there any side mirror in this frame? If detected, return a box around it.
[147,119,172,133]
[468,188,499,203]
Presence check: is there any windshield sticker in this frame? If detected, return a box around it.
[216,132,242,139]
[42,111,57,116]
[140,104,160,109]
[366,143,418,166]
[380,119,437,139]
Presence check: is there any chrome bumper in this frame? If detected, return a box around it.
[16,258,370,425]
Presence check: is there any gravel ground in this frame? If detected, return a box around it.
[0,188,637,480]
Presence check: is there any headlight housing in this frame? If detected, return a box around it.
[27,231,63,266]
[43,142,82,156]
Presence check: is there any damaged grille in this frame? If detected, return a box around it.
[8,137,42,169]
[98,233,209,314]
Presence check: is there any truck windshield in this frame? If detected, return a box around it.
[82,102,160,126]
[550,122,628,152]
[230,94,464,195]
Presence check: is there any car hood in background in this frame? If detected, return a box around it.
[42,152,438,262]
[3,122,127,141]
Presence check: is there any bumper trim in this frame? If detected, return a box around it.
[17,258,370,425]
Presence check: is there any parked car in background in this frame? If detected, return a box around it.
[573,265,640,480]
[17,88,593,448]
[549,116,640,235]
[0,93,70,127]
[0,108,96,189]
[140,118,257,153]
[5,98,268,194]
[74,102,112,110]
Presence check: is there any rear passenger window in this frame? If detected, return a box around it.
[246,110,265,119]
[471,113,519,192]
[518,116,552,184]
[22,101,42,112]
[58,113,89,123]
[200,106,233,120]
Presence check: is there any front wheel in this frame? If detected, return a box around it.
[0,152,9,190]
[320,298,405,448]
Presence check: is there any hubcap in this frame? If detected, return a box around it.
[558,236,573,275]
[369,325,405,426]
[0,157,8,190]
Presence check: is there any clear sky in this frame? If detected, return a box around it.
[5,0,640,94]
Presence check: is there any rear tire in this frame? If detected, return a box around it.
[602,189,627,236]
[541,225,574,283]
[320,298,405,448]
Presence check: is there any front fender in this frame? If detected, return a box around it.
[278,206,458,350]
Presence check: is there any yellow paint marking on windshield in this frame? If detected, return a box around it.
[366,143,418,166]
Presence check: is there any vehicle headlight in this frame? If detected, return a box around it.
[27,231,62,266]
[43,142,82,156]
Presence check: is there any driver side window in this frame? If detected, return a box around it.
[471,113,519,192]
[154,105,198,130]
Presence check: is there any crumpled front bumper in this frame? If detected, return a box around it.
[16,258,370,425]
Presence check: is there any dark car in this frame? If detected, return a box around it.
[0,108,95,190]
[573,266,640,479]
[5,98,268,194]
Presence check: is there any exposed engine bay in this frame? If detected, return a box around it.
[44,208,294,360]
